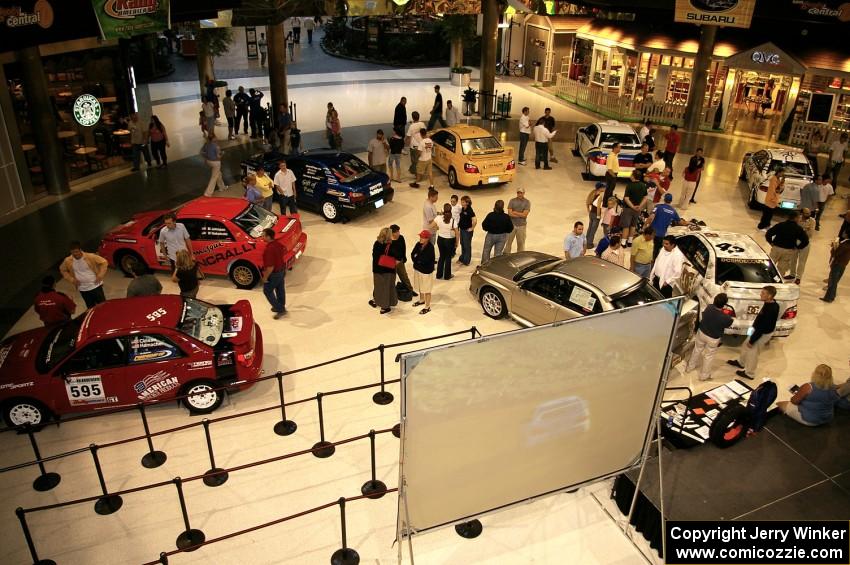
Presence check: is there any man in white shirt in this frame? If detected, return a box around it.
[532,118,556,170]
[59,241,108,308]
[829,132,848,189]
[649,236,685,298]
[638,119,652,143]
[815,173,834,231]
[273,160,298,215]
[303,16,315,44]
[157,212,193,268]
[258,32,268,66]
[411,129,434,189]
[518,106,530,165]
[445,100,461,126]
[406,111,425,176]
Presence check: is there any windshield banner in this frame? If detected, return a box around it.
[91,0,169,40]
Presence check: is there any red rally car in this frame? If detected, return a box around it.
[0,295,263,427]
[99,197,307,289]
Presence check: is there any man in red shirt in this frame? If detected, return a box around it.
[261,228,287,319]
[34,275,76,326]
[663,124,680,179]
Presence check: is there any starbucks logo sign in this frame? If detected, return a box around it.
[73,94,101,127]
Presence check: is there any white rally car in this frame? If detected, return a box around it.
[573,120,642,180]
[739,148,814,211]
[668,226,799,337]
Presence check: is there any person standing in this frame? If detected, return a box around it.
[815,174,835,231]
[432,203,458,280]
[304,15,315,44]
[686,148,705,204]
[244,174,263,205]
[789,208,815,284]
[621,170,648,246]
[505,188,531,253]
[422,188,439,243]
[127,264,162,297]
[630,227,655,278]
[518,106,531,166]
[285,29,296,62]
[60,241,108,308]
[258,33,268,66]
[800,175,821,218]
[411,129,433,189]
[563,222,586,260]
[644,127,656,153]
[838,211,850,241]
[828,132,848,187]
[678,157,702,210]
[34,275,75,326]
[255,165,275,211]
[450,194,461,227]
[638,120,651,144]
[369,227,398,315]
[532,118,555,169]
[172,250,203,299]
[601,235,627,267]
[650,236,685,298]
[821,236,850,303]
[388,130,404,182]
[406,111,426,176]
[393,96,407,137]
[327,108,342,149]
[148,115,169,169]
[292,17,302,42]
[157,213,192,269]
[128,112,151,171]
[234,86,250,135]
[457,195,477,266]
[481,200,514,262]
[728,286,779,379]
[686,293,733,381]
[222,90,237,140]
[367,129,389,174]
[604,143,621,199]
[261,228,287,319]
[804,130,823,177]
[248,89,265,139]
[632,143,653,176]
[202,96,216,137]
[758,170,785,230]
[445,101,461,126]
[201,133,225,197]
[273,160,297,215]
[427,85,447,130]
[277,104,292,153]
[663,124,680,178]
[389,225,416,296]
[585,181,606,248]
[539,108,558,163]
[765,211,809,279]
[411,230,436,315]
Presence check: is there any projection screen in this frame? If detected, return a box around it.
[398,299,681,534]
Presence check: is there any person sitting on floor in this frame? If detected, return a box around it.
[777,364,840,426]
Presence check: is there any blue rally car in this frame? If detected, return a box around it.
[240,150,394,222]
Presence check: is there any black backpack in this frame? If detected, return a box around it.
[745,380,778,432]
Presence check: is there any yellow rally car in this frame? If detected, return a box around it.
[430,125,515,189]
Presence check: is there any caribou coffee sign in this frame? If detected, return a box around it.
[91,0,168,40]
[674,0,756,29]
[1,0,54,29]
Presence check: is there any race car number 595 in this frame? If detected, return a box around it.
[146,308,167,322]
[65,375,106,406]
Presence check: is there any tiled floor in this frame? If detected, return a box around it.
[1,61,849,564]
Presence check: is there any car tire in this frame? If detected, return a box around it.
[3,399,50,429]
[479,287,507,319]
[709,402,750,448]
[116,250,147,277]
[321,200,341,222]
[229,261,260,289]
[182,379,224,414]
[448,167,459,189]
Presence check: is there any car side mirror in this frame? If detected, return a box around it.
[578,127,585,134]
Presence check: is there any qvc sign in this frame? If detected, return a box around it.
[751,51,781,65]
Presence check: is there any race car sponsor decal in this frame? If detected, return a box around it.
[196,241,225,255]
[715,242,746,254]
[188,360,213,370]
[65,375,106,406]
[0,381,34,391]
[0,344,12,368]
[369,183,382,196]
[197,243,255,267]
[281,219,296,233]
[129,335,180,363]
[134,370,179,401]
[18,337,35,360]
[228,316,243,332]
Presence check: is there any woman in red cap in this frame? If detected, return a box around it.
[411,229,436,315]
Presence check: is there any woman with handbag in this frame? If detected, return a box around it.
[431,203,458,280]
[411,230,436,315]
[369,227,398,314]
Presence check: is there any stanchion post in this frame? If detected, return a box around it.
[455,519,483,539]
[173,477,206,551]
[312,393,335,458]
[138,403,167,469]
[361,429,387,499]
[90,444,123,515]
[372,344,394,405]
[273,373,297,436]
[330,498,360,565]
[392,423,401,439]
[159,552,169,564]
[201,419,228,487]
[15,507,56,565]
[25,425,61,492]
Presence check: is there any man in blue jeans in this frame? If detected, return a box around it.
[261,228,287,319]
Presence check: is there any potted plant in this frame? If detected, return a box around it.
[451,66,472,87]
[462,86,477,115]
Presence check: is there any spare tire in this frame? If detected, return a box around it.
[709,402,750,448]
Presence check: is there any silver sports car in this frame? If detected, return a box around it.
[469,252,697,359]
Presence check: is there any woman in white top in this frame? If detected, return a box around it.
[430,203,458,280]
[601,235,627,267]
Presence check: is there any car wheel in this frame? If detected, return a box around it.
[479,287,507,319]
[321,200,341,222]
[182,380,224,414]
[116,250,147,277]
[448,167,459,189]
[229,261,260,289]
[3,399,50,428]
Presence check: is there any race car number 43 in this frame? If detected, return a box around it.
[65,375,106,406]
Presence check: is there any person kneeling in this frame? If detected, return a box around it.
[777,364,840,426]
